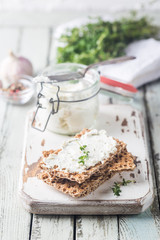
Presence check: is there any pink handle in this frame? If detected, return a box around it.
[100,76,138,93]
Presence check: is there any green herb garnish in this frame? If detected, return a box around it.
[57,14,159,65]
[80,145,87,151]
[111,178,135,196]
[78,145,89,165]
[122,178,132,186]
[78,159,85,165]
[112,182,122,196]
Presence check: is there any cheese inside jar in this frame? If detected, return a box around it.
[32,63,100,135]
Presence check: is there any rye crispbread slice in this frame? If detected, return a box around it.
[38,150,135,198]
[39,129,127,184]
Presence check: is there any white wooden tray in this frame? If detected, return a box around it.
[19,103,154,215]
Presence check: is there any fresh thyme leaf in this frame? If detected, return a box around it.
[78,159,85,165]
[80,145,87,151]
[122,178,132,186]
[111,178,135,196]
[84,150,89,154]
[79,155,85,160]
[112,182,121,196]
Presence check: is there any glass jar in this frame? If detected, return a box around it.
[32,63,100,135]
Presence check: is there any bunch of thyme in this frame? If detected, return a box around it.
[57,14,159,65]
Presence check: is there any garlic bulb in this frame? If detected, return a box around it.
[0,51,33,88]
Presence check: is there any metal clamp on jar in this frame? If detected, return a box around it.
[32,63,100,135]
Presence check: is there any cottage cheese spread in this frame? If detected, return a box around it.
[34,74,99,135]
[34,75,92,93]
[43,129,117,173]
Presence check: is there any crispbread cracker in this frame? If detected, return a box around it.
[108,151,135,172]
[39,171,116,198]
[39,129,126,184]
[39,151,135,198]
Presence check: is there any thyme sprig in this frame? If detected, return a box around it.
[112,182,122,196]
[78,145,90,165]
[112,178,135,196]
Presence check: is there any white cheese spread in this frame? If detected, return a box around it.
[43,129,117,173]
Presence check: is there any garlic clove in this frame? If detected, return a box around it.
[0,51,33,89]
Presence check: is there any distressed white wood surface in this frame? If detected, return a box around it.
[0,28,32,240]
[76,216,118,240]
[0,26,54,240]
[31,215,74,240]
[119,208,160,240]
[111,89,160,240]
[0,103,33,240]
[145,81,160,199]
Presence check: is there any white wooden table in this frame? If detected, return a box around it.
[0,21,160,240]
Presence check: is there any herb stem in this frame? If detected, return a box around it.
[111,178,135,196]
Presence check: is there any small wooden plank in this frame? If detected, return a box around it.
[20,103,153,214]
[0,27,32,240]
[0,103,33,240]
[31,215,74,240]
[0,100,7,130]
[20,27,50,73]
[145,80,160,199]
[76,216,118,240]
[119,206,160,240]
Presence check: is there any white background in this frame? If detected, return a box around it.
[0,0,159,27]
[0,0,159,12]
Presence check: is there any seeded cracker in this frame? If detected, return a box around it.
[39,129,127,184]
[39,150,135,198]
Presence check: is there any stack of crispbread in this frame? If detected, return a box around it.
[38,129,135,198]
